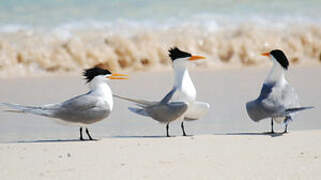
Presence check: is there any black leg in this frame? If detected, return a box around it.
[284,124,288,133]
[80,127,84,141]
[181,121,187,136]
[271,118,274,134]
[283,116,289,133]
[166,123,170,137]
[85,128,93,140]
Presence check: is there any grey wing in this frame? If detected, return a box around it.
[160,88,177,104]
[146,102,188,123]
[113,94,157,107]
[60,93,98,111]
[259,83,299,116]
[246,83,280,121]
[246,83,291,121]
[55,93,110,124]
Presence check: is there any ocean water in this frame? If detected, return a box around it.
[0,0,321,77]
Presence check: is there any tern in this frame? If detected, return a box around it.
[169,47,210,136]
[0,67,128,140]
[246,49,313,133]
[114,88,188,137]
[115,47,209,136]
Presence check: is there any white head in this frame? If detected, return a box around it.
[168,47,206,69]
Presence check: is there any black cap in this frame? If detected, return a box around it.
[83,67,111,83]
[168,47,191,61]
[270,49,289,70]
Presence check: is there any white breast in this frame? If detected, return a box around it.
[173,66,196,102]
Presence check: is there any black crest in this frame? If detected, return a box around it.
[83,67,111,83]
[270,49,289,70]
[168,47,191,61]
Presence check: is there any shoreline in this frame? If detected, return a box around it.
[1,23,321,78]
[0,63,320,79]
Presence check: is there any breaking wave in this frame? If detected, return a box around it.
[0,20,320,77]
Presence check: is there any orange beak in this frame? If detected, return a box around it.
[261,52,270,57]
[188,55,206,61]
[107,73,128,80]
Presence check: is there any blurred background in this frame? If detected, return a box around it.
[0,0,320,77]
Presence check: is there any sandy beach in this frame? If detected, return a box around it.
[1,130,320,180]
[1,1,321,179]
[0,66,320,179]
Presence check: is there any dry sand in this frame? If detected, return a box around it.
[0,66,320,179]
[1,130,321,180]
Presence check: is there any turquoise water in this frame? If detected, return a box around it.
[0,0,320,29]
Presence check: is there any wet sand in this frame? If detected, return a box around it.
[0,66,320,142]
[0,66,320,179]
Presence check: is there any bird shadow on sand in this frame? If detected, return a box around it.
[14,139,99,144]
[6,136,172,143]
[223,132,287,137]
[5,132,287,143]
[110,135,169,139]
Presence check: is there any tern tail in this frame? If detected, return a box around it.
[0,103,57,117]
[286,106,314,114]
[113,94,156,107]
[114,88,176,106]
[128,107,149,117]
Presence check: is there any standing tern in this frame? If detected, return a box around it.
[169,47,210,136]
[114,88,188,137]
[114,47,209,137]
[0,67,128,140]
[246,49,313,133]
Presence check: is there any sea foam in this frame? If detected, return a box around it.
[0,20,320,77]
